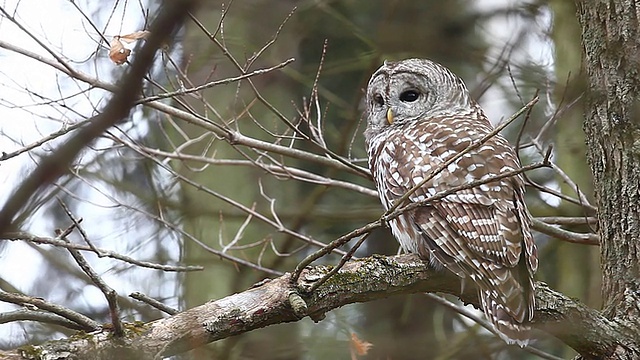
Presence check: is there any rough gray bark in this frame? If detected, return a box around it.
[575,0,640,358]
[1,254,635,360]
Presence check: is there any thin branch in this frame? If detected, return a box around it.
[291,219,381,283]
[114,135,347,257]
[530,138,596,212]
[0,118,92,162]
[188,12,370,178]
[127,145,377,197]
[0,6,78,76]
[57,200,124,336]
[531,219,599,245]
[136,59,295,104]
[388,158,551,224]
[60,166,286,275]
[536,216,598,226]
[0,291,101,331]
[0,309,85,330]
[2,232,203,272]
[306,232,371,293]
[130,292,178,316]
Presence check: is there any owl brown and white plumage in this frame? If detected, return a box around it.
[364,59,537,346]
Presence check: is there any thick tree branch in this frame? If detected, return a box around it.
[4,254,634,360]
[534,282,639,359]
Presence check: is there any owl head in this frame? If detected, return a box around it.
[364,59,472,136]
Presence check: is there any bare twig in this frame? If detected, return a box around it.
[2,232,203,272]
[0,119,92,162]
[527,138,596,212]
[59,166,286,276]
[0,291,101,331]
[136,59,295,104]
[57,200,124,337]
[188,12,370,178]
[0,309,84,330]
[531,219,599,245]
[388,158,551,223]
[0,39,367,178]
[536,216,598,226]
[306,233,371,293]
[125,145,377,196]
[55,201,102,255]
[0,6,79,76]
[130,292,178,316]
[111,134,347,257]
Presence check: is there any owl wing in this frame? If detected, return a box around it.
[410,187,526,278]
[432,188,524,267]
[382,121,528,270]
[380,121,535,324]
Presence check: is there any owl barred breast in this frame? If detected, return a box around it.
[364,59,538,346]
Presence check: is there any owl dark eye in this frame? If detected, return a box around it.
[399,89,420,102]
[373,93,385,106]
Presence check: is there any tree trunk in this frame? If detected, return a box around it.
[178,2,303,358]
[576,0,640,358]
[550,0,600,310]
[549,7,600,358]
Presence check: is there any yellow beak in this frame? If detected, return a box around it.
[386,108,394,125]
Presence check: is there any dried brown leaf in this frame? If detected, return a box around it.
[350,332,373,358]
[108,38,131,65]
[119,30,150,43]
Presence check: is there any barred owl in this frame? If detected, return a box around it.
[364,59,537,346]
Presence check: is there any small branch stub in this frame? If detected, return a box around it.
[288,291,308,319]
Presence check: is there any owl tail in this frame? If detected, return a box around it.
[479,289,532,347]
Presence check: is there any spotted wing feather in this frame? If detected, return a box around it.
[367,110,536,345]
